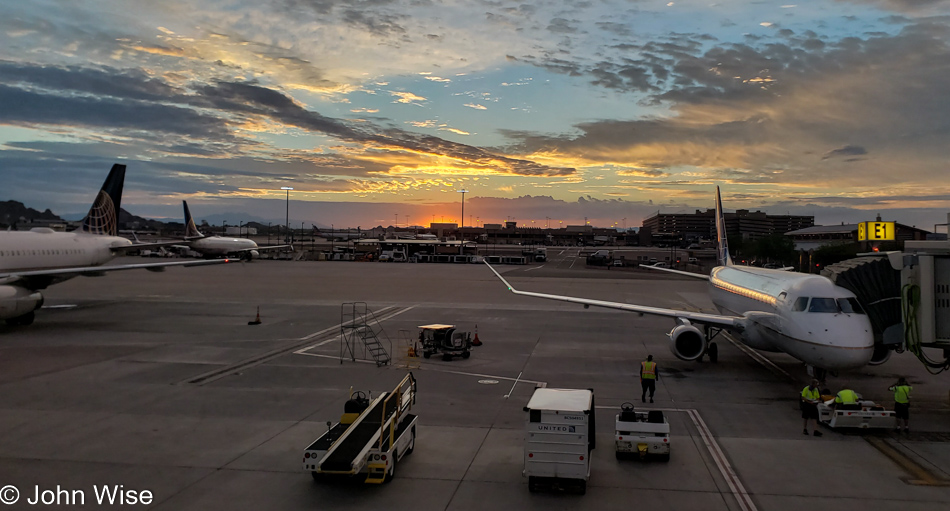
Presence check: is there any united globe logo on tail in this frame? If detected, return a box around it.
[81,190,118,236]
[80,164,125,237]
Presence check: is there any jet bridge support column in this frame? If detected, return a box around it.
[901,241,950,374]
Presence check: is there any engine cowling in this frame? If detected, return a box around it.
[0,286,44,320]
[669,323,707,361]
[868,344,892,366]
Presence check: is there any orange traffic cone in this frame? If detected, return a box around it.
[472,324,482,346]
[248,306,262,325]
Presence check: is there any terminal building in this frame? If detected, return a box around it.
[785,222,932,251]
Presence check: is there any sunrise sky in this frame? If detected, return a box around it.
[3,0,950,229]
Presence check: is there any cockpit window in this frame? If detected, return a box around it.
[792,297,809,311]
[838,298,865,314]
[808,298,839,313]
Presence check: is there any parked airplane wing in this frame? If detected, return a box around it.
[484,262,741,328]
[111,240,192,252]
[0,258,234,286]
[245,244,293,252]
[638,264,710,280]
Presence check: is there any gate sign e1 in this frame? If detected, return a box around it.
[858,221,895,241]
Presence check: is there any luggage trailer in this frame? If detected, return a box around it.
[817,399,897,429]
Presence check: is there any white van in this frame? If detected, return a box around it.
[523,388,595,494]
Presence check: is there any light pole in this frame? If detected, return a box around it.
[281,186,293,243]
[457,189,468,228]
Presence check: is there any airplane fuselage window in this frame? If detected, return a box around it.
[808,298,839,313]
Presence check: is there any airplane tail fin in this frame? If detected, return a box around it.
[182,200,202,238]
[81,163,125,236]
[715,186,733,266]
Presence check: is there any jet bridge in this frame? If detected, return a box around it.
[824,243,950,374]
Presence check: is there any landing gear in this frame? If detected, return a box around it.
[809,366,828,385]
[699,326,722,364]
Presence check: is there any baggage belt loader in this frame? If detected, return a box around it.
[303,373,417,484]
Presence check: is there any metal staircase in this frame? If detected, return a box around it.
[340,302,392,366]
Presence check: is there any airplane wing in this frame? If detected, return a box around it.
[112,241,186,252]
[638,264,710,280]
[247,244,293,252]
[484,262,741,328]
[0,259,234,287]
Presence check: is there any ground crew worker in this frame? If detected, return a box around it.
[834,388,861,410]
[888,377,912,434]
[801,379,823,437]
[640,355,658,403]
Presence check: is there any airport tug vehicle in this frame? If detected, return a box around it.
[817,396,897,430]
[417,324,472,361]
[303,373,417,483]
[614,403,671,461]
[524,388,595,495]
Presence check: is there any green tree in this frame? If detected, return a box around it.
[812,243,860,268]
[752,234,797,264]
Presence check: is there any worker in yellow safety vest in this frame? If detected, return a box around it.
[800,379,823,437]
[640,355,658,403]
[888,377,912,434]
[834,388,861,410]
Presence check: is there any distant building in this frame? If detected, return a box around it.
[640,209,814,246]
[225,226,257,236]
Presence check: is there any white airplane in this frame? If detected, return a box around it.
[485,187,877,377]
[182,201,291,259]
[0,164,232,326]
[312,225,364,241]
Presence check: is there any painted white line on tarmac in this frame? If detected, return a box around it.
[593,405,757,511]
[426,367,546,387]
[524,265,544,271]
[293,306,414,355]
[722,332,795,382]
[504,371,523,398]
[687,408,757,511]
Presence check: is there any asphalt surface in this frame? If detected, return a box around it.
[0,255,948,510]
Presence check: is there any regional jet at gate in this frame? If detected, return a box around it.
[0,164,232,326]
[485,187,876,376]
[181,201,291,259]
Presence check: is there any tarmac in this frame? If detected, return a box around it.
[0,251,948,510]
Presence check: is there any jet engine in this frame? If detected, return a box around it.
[668,321,707,361]
[868,344,892,366]
[0,286,44,322]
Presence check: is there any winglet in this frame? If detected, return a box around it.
[81,163,126,236]
[183,200,202,238]
[715,186,733,267]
